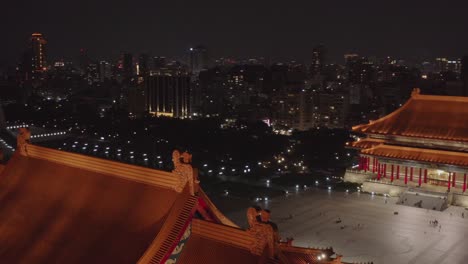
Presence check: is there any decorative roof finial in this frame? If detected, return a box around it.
[17,127,31,156]
[411,88,421,97]
[172,150,199,195]
[246,207,280,258]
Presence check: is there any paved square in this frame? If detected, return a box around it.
[221,189,468,264]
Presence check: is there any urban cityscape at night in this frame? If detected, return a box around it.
[1,1,468,264]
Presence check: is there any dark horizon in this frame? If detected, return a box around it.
[3,0,468,67]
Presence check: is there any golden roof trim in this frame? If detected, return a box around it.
[191,219,254,250]
[24,144,182,191]
[361,144,468,167]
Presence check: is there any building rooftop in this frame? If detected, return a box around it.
[353,88,468,143]
[0,128,347,263]
[361,144,468,167]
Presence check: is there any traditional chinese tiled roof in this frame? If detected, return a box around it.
[0,152,180,264]
[353,89,468,142]
[362,144,468,167]
[0,130,348,263]
[347,138,385,149]
[177,219,260,264]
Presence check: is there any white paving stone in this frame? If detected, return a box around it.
[224,189,468,264]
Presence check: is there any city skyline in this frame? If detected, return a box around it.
[3,0,468,67]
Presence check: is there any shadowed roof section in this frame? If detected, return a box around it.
[352,90,468,142]
[361,144,468,167]
[0,153,178,264]
[177,218,259,264]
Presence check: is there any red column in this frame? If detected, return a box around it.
[404,167,408,185]
[391,164,394,182]
[358,157,362,170]
[367,157,370,171]
[424,169,427,183]
[418,168,422,186]
[448,173,451,191]
[410,167,413,182]
[377,162,381,180]
[463,173,467,193]
[383,164,387,178]
[452,172,456,187]
[372,158,376,173]
[396,165,400,179]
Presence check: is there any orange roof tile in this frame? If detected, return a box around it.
[362,144,468,167]
[0,153,179,264]
[177,233,260,264]
[353,89,468,142]
[348,138,384,149]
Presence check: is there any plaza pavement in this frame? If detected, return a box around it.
[219,189,468,264]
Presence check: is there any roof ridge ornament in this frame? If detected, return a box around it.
[172,150,199,195]
[17,127,31,156]
[246,207,280,258]
[411,88,421,97]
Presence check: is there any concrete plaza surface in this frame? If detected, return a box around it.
[221,189,468,264]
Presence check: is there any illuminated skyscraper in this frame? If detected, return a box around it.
[30,33,47,74]
[146,73,191,118]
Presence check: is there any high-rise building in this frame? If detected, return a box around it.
[310,44,326,76]
[122,53,134,80]
[461,56,468,96]
[447,59,461,74]
[30,33,47,74]
[145,73,191,118]
[152,56,166,69]
[99,61,112,82]
[189,46,209,75]
[78,48,90,75]
[435,57,448,72]
[138,54,149,76]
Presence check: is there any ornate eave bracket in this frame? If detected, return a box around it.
[172,150,199,195]
[17,127,31,156]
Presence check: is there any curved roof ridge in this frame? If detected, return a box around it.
[24,143,182,191]
[191,218,254,249]
[198,188,239,228]
[352,88,418,132]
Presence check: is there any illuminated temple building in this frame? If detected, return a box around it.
[0,128,348,264]
[345,89,468,207]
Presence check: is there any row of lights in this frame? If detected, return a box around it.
[30,131,67,138]
[0,138,15,151]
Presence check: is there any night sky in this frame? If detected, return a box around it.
[3,0,468,66]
